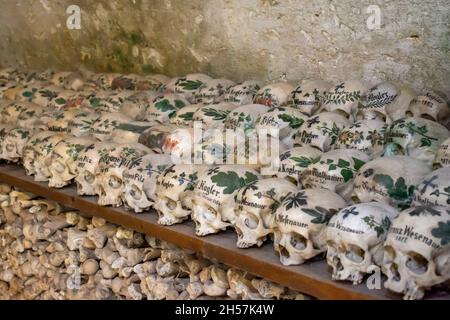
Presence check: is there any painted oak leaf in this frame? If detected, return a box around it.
[211,171,258,194]
[431,221,450,246]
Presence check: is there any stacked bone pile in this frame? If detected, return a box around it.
[0,184,306,300]
[0,67,450,300]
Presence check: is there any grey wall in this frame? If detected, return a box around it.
[0,0,449,95]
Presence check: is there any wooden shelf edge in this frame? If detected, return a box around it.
[0,163,436,300]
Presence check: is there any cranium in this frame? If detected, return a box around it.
[74,142,119,195]
[288,80,333,116]
[169,104,203,127]
[322,80,370,120]
[119,91,159,120]
[15,103,48,130]
[98,90,137,113]
[172,74,212,103]
[1,101,38,125]
[294,112,351,152]
[274,188,346,265]
[138,125,177,153]
[110,74,142,90]
[253,82,294,108]
[233,178,297,248]
[0,124,15,158]
[22,131,56,176]
[48,136,95,188]
[412,167,450,207]
[407,91,449,126]
[135,74,170,91]
[383,205,450,300]
[434,137,450,168]
[326,202,399,284]
[301,149,370,201]
[90,112,132,141]
[194,79,236,104]
[224,104,270,134]
[193,102,238,129]
[68,110,101,137]
[144,93,189,124]
[122,154,173,213]
[154,164,208,225]
[384,117,449,166]
[1,127,34,162]
[192,165,260,236]
[162,126,201,163]
[31,132,67,182]
[224,80,262,106]
[86,73,121,90]
[334,119,388,157]
[275,146,322,185]
[352,156,432,209]
[95,143,152,206]
[51,71,84,91]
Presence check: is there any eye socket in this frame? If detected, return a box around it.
[406,252,428,274]
[129,185,142,200]
[344,244,365,263]
[289,232,307,251]
[54,161,66,174]
[244,213,259,229]
[84,171,95,183]
[108,176,122,189]
[166,198,177,210]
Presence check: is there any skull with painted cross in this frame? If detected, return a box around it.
[274,188,346,265]
[383,205,450,300]
[253,82,294,108]
[233,178,298,248]
[224,80,262,106]
[326,202,399,284]
[194,79,236,104]
[275,146,322,185]
[288,80,333,116]
[192,165,260,236]
[412,167,450,207]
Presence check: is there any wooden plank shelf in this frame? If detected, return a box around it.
[1,163,448,300]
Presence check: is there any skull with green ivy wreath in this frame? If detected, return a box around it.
[224,80,262,106]
[90,112,132,141]
[253,82,294,108]
[412,167,450,207]
[233,177,298,248]
[192,165,261,236]
[154,164,210,226]
[274,188,346,266]
[172,73,212,103]
[48,136,96,188]
[121,154,173,213]
[21,130,56,176]
[224,104,269,134]
[255,106,308,148]
[334,119,388,157]
[194,78,236,104]
[288,80,333,116]
[301,149,370,201]
[384,117,449,166]
[169,104,204,127]
[383,205,450,300]
[352,156,432,210]
[1,127,34,162]
[24,85,63,107]
[95,143,153,206]
[31,132,68,182]
[434,137,450,168]
[144,93,189,124]
[294,111,351,152]
[326,202,399,284]
[193,102,238,129]
[275,146,322,185]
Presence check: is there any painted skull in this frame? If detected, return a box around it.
[169,104,203,127]
[1,127,34,162]
[193,102,238,129]
[233,178,298,248]
[301,149,370,201]
[224,80,262,106]
[412,167,450,207]
[110,74,142,90]
[326,202,399,284]
[32,133,67,182]
[15,103,47,130]
[383,205,450,300]
[406,91,449,126]
[384,117,449,166]
[434,137,450,168]
[135,74,170,91]
[22,131,56,176]
[253,82,294,108]
[173,73,212,103]
[352,156,432,209]
[90,112,133,141]
[288,80,333,116]
[119,91,159,120]
[224,104,270,134]
[122,154,173,213]
[294,112,351,152]
[144,93,189,124]
[192,165,260,236]
[275,146,322,185]
[138,124,177,153]
[108,121,153,144]
[68,110,101,138]
[356,82,401,123]
[194,79,236,104]
[274,188,346,265]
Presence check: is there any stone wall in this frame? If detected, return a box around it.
[0,0,448,95]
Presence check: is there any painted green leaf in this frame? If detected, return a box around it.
[54,98,66,105]
[202,108,230,121]
[117,123,151,133]
[211,171,256,194]
[154,99,176,112]
[174,100,186,109]
[328,163,337,171]
[352,157,365,171]
[337,159,350,168]
[90,97,101,108]
[179,80,203,91]
[178,112,194,121]
[374,174,394,190]
[431,221,450,245]
[341,169,354,182]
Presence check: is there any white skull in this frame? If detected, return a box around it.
[192,165,260,236]
[122,154,173,213]
[169,104,203,127]
[74,142,119,196]
[154,164,208,225]
[326,202,399,284]
[253,82,294,108]
[48,108,94,134]
[22,131,55,176]
[233,178,298,248]
[48,136,95,188]
[138,125,177,153]
[288,80,333,116]
[1,127,34,162]
[322,80,370,120]
[119,91,159,120]
[352,156,432,210]
[383,205,450,300]
[224,80,262,106]
[224,104,270,134]
[412,167,450,207]
[194,79,236,104]
[334,119,388,157]
[172,74,212,103]
[434,137,450,168]
[301,149,370,201]
[95,144,152,206]
[294,112,351,152]
[90,112,132,141]
[384,117,449,166]
[407,91,449,125]
[275,146,322,185]
[101,90,137,113]
[144,93,189,124]
[274,188,346,265]
[32,133,67,182]
[193,102,238,129]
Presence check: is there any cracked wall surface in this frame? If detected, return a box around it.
[0,0,448,95]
